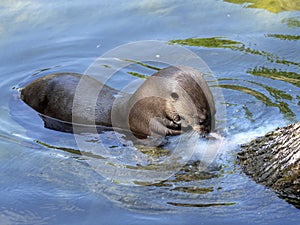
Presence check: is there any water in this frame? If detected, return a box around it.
[1,0,300,224]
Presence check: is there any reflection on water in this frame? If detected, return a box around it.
[0,0,300,224]
[219,84,296,120]
[283,17,300,27]
[169,37,243,49]
[267,34,300,40]
[169,36,299,123]
[248,67,300,87]
[224,0,300,13]
[169,36,299,67]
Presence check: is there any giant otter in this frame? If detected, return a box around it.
[21,66,215,139]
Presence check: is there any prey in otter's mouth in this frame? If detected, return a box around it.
[21,66,215,139]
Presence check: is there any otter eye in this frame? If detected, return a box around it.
[171,92,179,100]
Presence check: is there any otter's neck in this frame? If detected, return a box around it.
[108,92,132,130]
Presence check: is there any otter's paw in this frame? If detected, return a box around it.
[165,110,181,130]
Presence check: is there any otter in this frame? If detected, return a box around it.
[21,66,215,139]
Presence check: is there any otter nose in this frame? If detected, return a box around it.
[193,115,200,124]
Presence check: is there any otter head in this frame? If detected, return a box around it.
[127,66,215,139]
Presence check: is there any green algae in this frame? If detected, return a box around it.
[247,67,300,88]
[219,84,296,120]
[167,201,236,207]
[35,140,106,159]
[266,34,300,41]
[169,36,299,67]
[171,186,214,194]
[123,59,161,71]
[224,0,300,13]
[169,37,243,49]
[127,71,148,79]
[242,105,255,122]
[247,80,293,101]
[282,17,300,28]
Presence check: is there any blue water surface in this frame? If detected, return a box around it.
[0,1,299,225]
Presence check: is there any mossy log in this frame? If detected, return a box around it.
[238,122,300,208]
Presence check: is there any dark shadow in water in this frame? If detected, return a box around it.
[35,140,106,160]
[167,202,236,207]
[34,137,234,210]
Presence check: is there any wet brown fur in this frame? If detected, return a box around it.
[21,66,215,138]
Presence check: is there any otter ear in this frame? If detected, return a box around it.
[170,92,179,101]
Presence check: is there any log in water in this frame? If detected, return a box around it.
[238,122,300,208]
